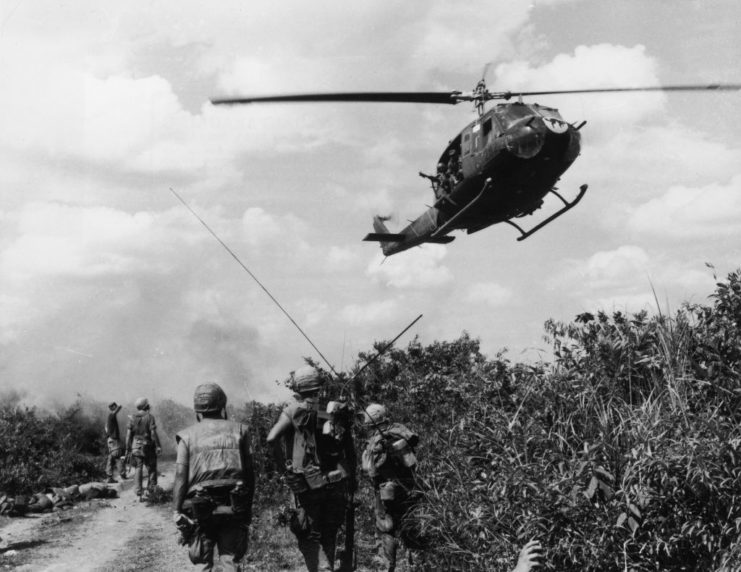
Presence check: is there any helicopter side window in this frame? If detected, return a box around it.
[482,118,492,137]
[462,133,471,155]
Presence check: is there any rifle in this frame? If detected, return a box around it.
[335,314,422,572]
[337,492,357,572]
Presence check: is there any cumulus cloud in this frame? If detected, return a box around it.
[366,245,453,289]
[325,246,356,271]
[550,245,717,311]
[494,44,664,132]
[341,299,400,326]
[628,174,741,239]
[0,203,192,281]
[465,282,513,307]
[240,207,310,252]
[553,245,650,291]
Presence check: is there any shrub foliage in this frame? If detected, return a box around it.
[0,401,106,494]
[345,269,741,571]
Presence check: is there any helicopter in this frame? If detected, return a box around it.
[211,75,740,256]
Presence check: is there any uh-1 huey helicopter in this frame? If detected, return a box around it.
[211,71,740,256]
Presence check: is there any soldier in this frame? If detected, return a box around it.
[361,403,422,572]
[362,404,544,572]
[173,383,254,572]
[125,397,162,501]
[419,162,448,201]
[104,401,127,483]
[267,365,356,572]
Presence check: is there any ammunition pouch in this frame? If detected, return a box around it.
[299,462,349,490]
[285,471,309,494]
[131,435,150,458]
[188,495,216,523]
[303,464,327,490]
[229,485,251,515]
[184,483,252,524]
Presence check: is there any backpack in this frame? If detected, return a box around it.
[130,413,153,457]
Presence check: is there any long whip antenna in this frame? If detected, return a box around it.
[170,188,338,376]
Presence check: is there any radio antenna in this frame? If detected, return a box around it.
[170,188,338,376]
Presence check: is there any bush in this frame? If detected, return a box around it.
[344,269,741,571]
[0,401,106,494]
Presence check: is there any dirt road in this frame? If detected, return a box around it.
[0,463,383,571]
[0,463,192,571]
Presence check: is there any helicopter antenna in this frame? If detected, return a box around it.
[169,188,339,377]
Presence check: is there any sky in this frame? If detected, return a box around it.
[1,0,739,408]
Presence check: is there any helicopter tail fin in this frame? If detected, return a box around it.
[363,216,405,255]
[373,215,392,236]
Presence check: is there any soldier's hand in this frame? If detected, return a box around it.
[156,447,162,455]
[514,539,543,572]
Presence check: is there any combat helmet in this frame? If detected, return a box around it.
[193,383,227,414]
[135,397,149,410]
[363,403,388,427]
[290,366,325,395]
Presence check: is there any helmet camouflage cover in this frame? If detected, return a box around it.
[290,365,325,395]
[193,382,227,413]
[134,397,149,410]
[363,403,388,426]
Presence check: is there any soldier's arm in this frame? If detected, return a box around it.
[151,417,162,451]
[172,438,189,513]
[115,405,122,415]
[266,412,292,472]
[125,428,133,452]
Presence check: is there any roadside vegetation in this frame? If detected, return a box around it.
[0,398,106,493]
[345,268,741,571]
[3,268,740,570]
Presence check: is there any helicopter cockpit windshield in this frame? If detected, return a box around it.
[494,103,534,130]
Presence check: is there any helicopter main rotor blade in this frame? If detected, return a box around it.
[211,91,464,106]
[486,83,741,100]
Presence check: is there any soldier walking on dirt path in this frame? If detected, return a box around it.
[361,403,424,572]
[173,383,254,572]
[267,365,357,572]
[104,401,128,483]
[125,397,162,501]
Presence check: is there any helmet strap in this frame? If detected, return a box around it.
[196,412,202,423]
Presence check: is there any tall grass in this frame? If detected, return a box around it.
[343,269,741,571]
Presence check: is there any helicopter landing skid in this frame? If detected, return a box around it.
[430,178,493,238]
[504,184,588,241]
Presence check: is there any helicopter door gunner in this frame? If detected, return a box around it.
[419,162,448,201]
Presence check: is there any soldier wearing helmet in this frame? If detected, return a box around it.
[361,403,423,572]
[267,365,356,572]
[125,397,162,501]
[173,382,255,571]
